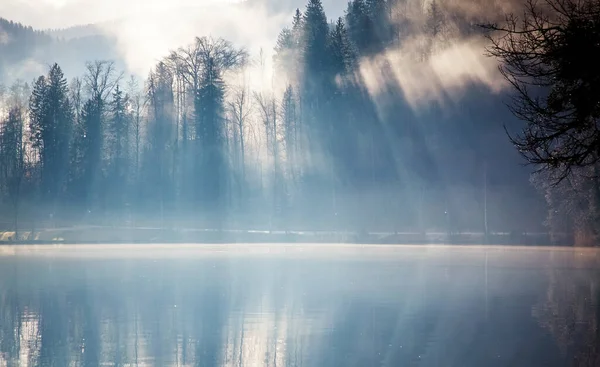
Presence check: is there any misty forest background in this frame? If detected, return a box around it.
[0,0,594,243]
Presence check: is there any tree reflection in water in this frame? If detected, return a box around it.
[532,256,600,367]
[0,248,598,367]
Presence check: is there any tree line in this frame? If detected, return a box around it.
[4,0,587,240]
[484,0,600,246]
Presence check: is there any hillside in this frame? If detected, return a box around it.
[0,17,122,83]
[0,18,52,81]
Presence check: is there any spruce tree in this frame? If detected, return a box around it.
[0,107,25,236]
[301,0,330,162]
[28,76,47,153]
[345,0,375,55]
[281,85,297,180]
[80,94,103,210]
[29,63,73,208]
[145,62,175,216]
[366,0,389,49]
[302,0,329,75]
[328,17,355,77]
[108,84,130,182]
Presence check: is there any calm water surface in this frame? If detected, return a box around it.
[0,244,599,367]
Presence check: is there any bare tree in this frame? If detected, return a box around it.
[228,81,253,185]
[254,91,282,225]
[84,60,122,101]
[482,0,600,181]
[126,76,146,180]
[169,43,203,97]
[0,106,25,240]
[70,77,83,119]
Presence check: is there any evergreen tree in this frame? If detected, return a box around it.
[366,0,389,50]
[328,17,355,77]
[281,85,297,180]
[196,57,226,209]
[0,106,25,236]
[28,63,73,208]
[345,0,375,55]
[292,8,303,42]
[107,84,131,208]
[28,75,47,153]
[274,28,295,78]
[68,102,86,204]
[108,84,130,182]
[301,0,330,166]
[302,0,329,76]
[80,94,103,210]
[274,9,306,85]
[191,37,246,216]
[145,62,175,218]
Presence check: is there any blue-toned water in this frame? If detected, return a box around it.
[0,244,599,366]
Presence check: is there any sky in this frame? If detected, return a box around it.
[0,0,512,108]
[0,0,346,29]
[0,0,347,80]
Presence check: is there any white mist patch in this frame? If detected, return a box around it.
[96,2,289,80]
[359,36,506,109]
[0,30,9,45]
[3,58,47,82]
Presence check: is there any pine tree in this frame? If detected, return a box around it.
[189,37,246,215]
[328,17,355,77]
[145,62,175,218]
[345,0,375,55]
[274,28,294,76]
[29,63,73,207]
[68,103,86,203]
[291,8,304,52]
[301,0,330,163]
[0,106,25,236]
[196,57,226,208]
[28,76,47,152]
[281,85,297,180]
[366,0,389,48]
[302,0,329,75]
[292,8,303,41]
[80,94,103,209]
[105,84,131,210]
[108,84,130,182]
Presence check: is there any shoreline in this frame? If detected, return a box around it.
[0,227,568,246]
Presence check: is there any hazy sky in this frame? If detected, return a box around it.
[1,0,348,79]
[1,0,241,28]
[0,0,346,29]
[1,0,509,108]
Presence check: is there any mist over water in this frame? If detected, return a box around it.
[1,245,599,366]
[1,0,600,365]
[0,0,554,242]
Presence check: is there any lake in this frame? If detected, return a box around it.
[0,244,599,367]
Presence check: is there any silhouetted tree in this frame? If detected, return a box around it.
[0,106,25,238]
[346,0,375,55]
[107,84,131,208]
[145,62,175,222]
[29,63,73,213]
[483,0,600,181]
[193,37,247,217]
[281,85,298,181]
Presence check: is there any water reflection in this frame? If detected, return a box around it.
[532,266,600,367]
[0,246,599,367]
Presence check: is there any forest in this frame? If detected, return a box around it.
[0,0,597,244]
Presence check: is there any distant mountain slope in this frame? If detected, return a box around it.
[0,17,123,83]
[0,18,53,80]
[46,23,104,40]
